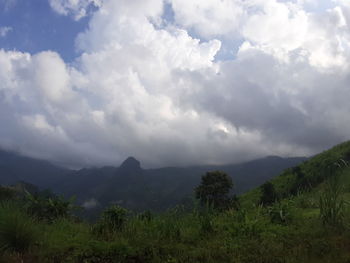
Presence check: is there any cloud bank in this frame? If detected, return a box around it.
[0,0,350,168]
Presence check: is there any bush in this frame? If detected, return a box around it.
[137,210,153,222]
[319,175,346,228]
[199,212,214,235]
[25,193,76,222]
[229,207,265,238]
[102,205,129,231]
[93,205,129,238]
[268,201,294,225]
[260,182,277,206]
[0,202,38,253]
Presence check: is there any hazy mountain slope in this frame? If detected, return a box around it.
[62,156,307,212]
[0,149,69,188]
[0,148,307,212]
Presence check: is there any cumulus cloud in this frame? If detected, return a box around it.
[49,0,102,20]
[240,0,350,69]
[0,0,349,168]
[170,0,244,38]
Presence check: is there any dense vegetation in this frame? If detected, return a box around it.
[1,141,350,262]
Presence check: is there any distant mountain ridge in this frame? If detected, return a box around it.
[0,149,70,188]
[0,149,307,213]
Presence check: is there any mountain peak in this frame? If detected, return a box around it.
[119,157,141,174]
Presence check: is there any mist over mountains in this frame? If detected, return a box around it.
[0,149,306,214]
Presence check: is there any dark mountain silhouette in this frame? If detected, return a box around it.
[55,156,308,213]
[0,149,307,213]
[0,149,69,188]
[118,156,142,176]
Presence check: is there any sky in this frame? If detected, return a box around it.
[0,0,350,168]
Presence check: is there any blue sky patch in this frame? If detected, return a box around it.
[0,0,89,62]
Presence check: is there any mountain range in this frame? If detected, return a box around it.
[0,149,307,214]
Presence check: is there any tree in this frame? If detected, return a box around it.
[195,171,233,210]
[260,182,277,206]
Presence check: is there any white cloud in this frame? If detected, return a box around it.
[49,0,102,20]
[240,0,350,69]
[0,26,12,37]
[169,0,350,69]
[170,0,244,38]
[0,0,349,168]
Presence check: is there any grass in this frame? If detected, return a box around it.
[1,199,350,262]
[0,202,39,253]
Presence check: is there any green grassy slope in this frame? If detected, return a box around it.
[241,141,350,206]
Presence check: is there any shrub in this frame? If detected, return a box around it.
[199,213,214,234]
[137,210,153,222]
[319,175,345,228]
[102,205,129,231]
[195,204,216,235]
[0,202,38,253]
[260,182,277,206]
[158,218,182,240]
[25,193,76,222]
[268,201,293,225]
[93,205,129,238]
[229,207,265,238]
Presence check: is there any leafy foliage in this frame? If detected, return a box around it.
[260,182,278,206]
[195,171,234,210]
[93,205,129,238]
[268,200,294,224]
[25,192,77,222]
[102,205,129,231]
